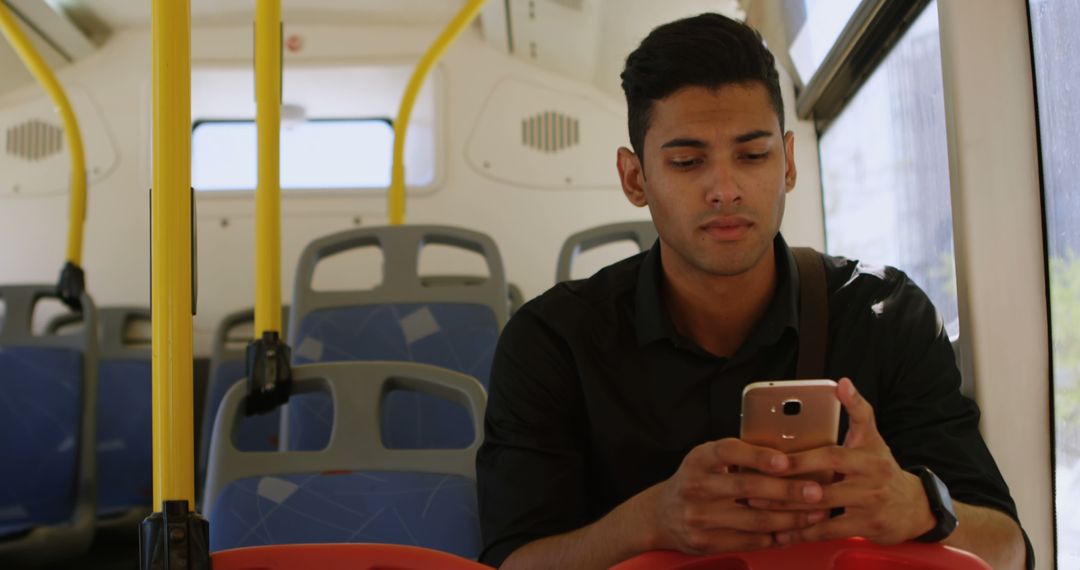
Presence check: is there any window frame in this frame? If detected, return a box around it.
[183,59,447,201]
[795,0,932,131]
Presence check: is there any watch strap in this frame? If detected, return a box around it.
[906,465,959,543]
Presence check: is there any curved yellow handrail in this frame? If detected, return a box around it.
[0,2,87,267]
[151,0,195,510]
[254,0,283,336]
[388,0,486,225]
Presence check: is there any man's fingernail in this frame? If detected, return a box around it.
[802,484,821,501]
[776,532,791,545]
[771,455,788,469]
[808,511,826,523]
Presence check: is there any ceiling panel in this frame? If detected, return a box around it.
[0,2,75,96]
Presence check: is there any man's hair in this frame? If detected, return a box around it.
[620,13,784,161]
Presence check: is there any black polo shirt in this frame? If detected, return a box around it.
[476,234,1026,567]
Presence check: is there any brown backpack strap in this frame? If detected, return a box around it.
[792,247,828,379]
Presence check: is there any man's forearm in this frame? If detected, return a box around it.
[944,501,1026,570]
[500,484,659,570]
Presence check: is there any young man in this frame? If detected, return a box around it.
[476,13,1029,570]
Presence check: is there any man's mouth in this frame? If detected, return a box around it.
[700,217,753,241]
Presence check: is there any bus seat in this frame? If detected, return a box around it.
[0,285,97,565]
[198,306,290,492]
[89,307,153,530]
[203,361,485,558]
[556,221,657,283]
[286,226,508,451]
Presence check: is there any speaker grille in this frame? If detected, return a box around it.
[6,119,64,162]
[522,111,579,153]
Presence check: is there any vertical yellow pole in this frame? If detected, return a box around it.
[151,0,194,510]
[255,0,282,336]
[0,3,87,266]
[388,0,487,225]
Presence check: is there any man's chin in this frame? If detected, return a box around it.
[696,247,771,277]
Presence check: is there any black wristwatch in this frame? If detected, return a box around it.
[906,465,958,543]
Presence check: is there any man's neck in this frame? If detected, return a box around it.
[660,243,778,358]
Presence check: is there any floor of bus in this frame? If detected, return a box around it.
[67,534,139,569]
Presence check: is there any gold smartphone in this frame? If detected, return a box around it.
[740,379,840,485]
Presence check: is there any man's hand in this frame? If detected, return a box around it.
[771,378,936,546]
[646,438,830,554]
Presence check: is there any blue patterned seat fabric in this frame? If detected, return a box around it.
[288,303,497,450]
[208,471,480,558]
[0,346,83,537]
[205,359,281,452]
[96,359,153,516]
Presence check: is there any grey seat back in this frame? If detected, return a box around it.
[286,225,507,451]
[556,221,657,283]
[290,225,509,332]
[419,275,525,317]
[203,361,485,556]
[0,285,97,565]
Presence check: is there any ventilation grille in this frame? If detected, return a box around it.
[522,111,579,153]
[6,119,64,162]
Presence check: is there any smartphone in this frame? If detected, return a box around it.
[740,379,840,485]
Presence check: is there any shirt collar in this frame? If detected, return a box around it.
[634,234,800,349]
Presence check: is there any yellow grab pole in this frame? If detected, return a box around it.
[255,0,282,336]
[0,2,87,266]
[388,0,486,225]
[151,0,195,510]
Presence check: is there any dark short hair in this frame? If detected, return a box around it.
[620,13,784,161]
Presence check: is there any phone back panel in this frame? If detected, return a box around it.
[740,381,840,453]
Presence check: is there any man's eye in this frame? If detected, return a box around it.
[743,152,769,161]
[670,158,700,169]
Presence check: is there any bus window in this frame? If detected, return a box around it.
[818,2,959,338]
[1028,0,1080,565]
[192,118,394,191]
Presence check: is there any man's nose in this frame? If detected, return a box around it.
[705,165,743,207]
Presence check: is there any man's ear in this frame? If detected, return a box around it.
[783,131,797,193]
[617,147,648,207]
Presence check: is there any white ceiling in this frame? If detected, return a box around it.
[64,0,472,29]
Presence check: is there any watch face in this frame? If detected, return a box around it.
[934,475,957,520]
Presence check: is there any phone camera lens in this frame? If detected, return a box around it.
[782,400,801,416]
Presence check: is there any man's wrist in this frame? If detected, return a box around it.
[625,482,664,552]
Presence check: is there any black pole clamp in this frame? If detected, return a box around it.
[56,261,85,311]
[139,500,211,570]
[245,330,293,415]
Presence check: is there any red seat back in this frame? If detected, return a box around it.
[611,538,991,570]
[213,543,493,570]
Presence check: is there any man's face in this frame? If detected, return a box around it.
[618,83,796,279]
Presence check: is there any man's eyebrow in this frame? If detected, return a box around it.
[733,130,773,144]
[660,138,707,149]
[660,130,775,149]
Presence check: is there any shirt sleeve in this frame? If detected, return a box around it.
[873,270,1034,568]
[476,298,591,567]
